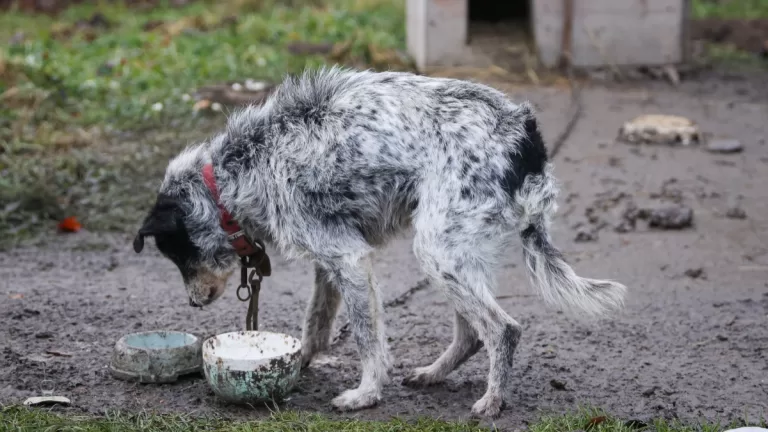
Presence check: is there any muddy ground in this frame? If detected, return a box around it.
[1,72,768,429]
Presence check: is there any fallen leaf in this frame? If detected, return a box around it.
[193,99,212,111]
[58,216,82,233]
[586,416,607,430]
[9,293,23,299]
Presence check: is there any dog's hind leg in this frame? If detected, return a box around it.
[319,254,391,411]
[301,263,343,368]
[402,310,482,387]
[410,205,521,418]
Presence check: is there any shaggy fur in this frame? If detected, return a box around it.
[133,67,627,417]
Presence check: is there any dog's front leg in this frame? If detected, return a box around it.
[300,263,342,368]
[320,255,390,411]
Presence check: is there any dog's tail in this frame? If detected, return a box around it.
[514,165,626,316]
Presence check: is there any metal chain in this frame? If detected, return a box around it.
[235,255,266,331]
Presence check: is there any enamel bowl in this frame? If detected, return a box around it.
[110,331,202,383]
[202,331,302,404]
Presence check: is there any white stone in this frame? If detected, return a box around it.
[23,396,71,407]
[619,114,700,146]
[723,428,768,432]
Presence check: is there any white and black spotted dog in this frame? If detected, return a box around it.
[133,67,626,417]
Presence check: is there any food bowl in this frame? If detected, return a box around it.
[202,331,302,404]
[110,331,202,383]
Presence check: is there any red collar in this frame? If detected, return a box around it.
[202,163,261,257]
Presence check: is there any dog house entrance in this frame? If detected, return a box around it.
[466,0,535,72]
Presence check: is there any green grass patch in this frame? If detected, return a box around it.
[0,0,405,131]
[0,0,407,247]
[1,406,486,432]
[1,405,763,432]
[692,0,768,19]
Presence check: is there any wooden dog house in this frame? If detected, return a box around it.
[406,0,691,70]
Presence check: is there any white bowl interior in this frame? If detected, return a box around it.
[206,331,300,362]
[123,331,197,350]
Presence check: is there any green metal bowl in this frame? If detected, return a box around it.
[202,331,302,404]
[110,331,202,383]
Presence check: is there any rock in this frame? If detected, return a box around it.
[684,268,705,279]
[574,230,597,242]
[35,332,54,339]
[706,139,743,154]
[724,428,768,432]
[641,386,658,397]
[614,220,635,233]
[550,379,567,390]
[618,114,700,146]
[716,334,729,341]
[23,396,71,407]
[726,195,747,219]
[647,205,693,229]
[726,206,747,219]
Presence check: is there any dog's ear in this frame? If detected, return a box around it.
[133,195,182,253]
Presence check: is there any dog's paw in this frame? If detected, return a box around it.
[471,393,505,419]
[402,366,442,388]
[331,387,380,411]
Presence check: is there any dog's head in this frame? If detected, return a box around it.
[133,190,238,307]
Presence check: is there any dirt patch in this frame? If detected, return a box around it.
[691,18,768,53]
[1,75,768,428]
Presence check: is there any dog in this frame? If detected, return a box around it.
[133,67,626,417]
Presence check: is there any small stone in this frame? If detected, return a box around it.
[244,79,269,92]
[726,206,747,219]
[723,428,768,432]
[706,139,743,154]
[725,195,747,219]
[614,220,635,233]
[641,386,658,397]
[574,230,597,242]
[619,114,700,146]
[35,332,54,339]
[541,350,557,359]
[716,334,728,341]
[550,379,567,390]
[684,268,705,279]
[23,396,71,407]
[647,205,693,229]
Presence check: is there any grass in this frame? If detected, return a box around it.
[1,405,763,432]
[2,406,484,432]
[0,0,407,247]
[692,0,768,19]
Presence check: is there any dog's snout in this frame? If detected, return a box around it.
[189,297,201,308]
